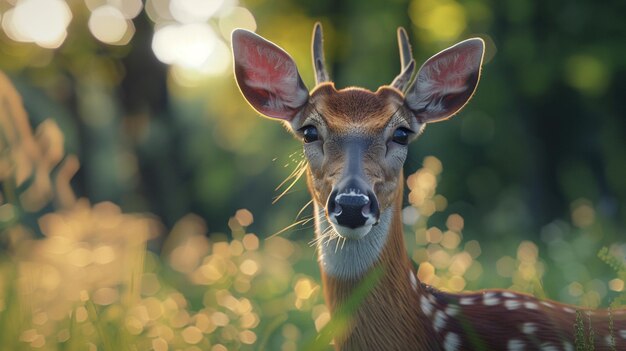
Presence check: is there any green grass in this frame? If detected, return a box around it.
[2,74,626,350]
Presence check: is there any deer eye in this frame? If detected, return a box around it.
[392,127,412,145]
[299,125,319,143]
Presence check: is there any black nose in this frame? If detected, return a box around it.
[327,181,379,229]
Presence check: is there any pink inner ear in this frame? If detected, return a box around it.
[421,43,481,95]
[407,39,484,123]
[233,31,308,120]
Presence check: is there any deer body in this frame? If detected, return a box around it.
[232,24,626,350]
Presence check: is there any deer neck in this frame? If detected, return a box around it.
[313,179,439,350]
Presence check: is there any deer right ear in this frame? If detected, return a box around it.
[232,29,309,121]
[405,38,485,123]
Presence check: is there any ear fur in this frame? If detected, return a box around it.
[232,29,309,120]
[405,38,485,123]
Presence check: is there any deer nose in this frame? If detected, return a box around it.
[327,183,379,229]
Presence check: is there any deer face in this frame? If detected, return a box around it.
[232,24,484,241]
[291,84,417,239]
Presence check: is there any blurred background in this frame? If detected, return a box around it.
[1,0,626,349]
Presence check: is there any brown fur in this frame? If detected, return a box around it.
[315,172,626,350]
[320,176,443,350]
[310,83,405,132]
[302,84,411,216]
[308,151,626,351]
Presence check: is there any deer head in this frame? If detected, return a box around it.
[232,23,484,243]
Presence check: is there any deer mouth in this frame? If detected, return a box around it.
[328,221,375,240]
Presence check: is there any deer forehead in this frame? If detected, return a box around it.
[308,84,406,132]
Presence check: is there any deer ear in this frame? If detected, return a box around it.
[232,29,309,120]
[405,38,485,123]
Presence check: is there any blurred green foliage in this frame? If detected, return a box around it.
[1,0,626,349]
[2,0,626,239]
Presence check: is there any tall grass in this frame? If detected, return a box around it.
[1,71,626,350]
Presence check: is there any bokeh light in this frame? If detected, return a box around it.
[152,23,218,69]
[170,0,225,24]
[1,0,626,349]
[145,0,175,23]
[565,54,609,96]
[144,0,254,81]
[88,5,134,45]
[2,0,72,48]
[609,279,624,292]
[0,0,252,79]
[219,6,257,39]
[409,0,466,42]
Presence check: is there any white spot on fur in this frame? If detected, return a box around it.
[563,307,575,313]
[443,332,460,351]
[433,310,447,332]
[459,297,474,305]
[605,335,615,346]
[524,302,538,309]
[421,295,434,316]
[541,301,554,308]
[562,341,573,351]
[483,292,500,306]
[522,322,537,334]
[540,343,558,351]
[504,300,521,310]
[410,272,417,291]
[445,304,460,316]
[507,339,525,351]
[502,292,517,298]
[620,329,626,339]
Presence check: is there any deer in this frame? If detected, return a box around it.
[231,23,626,351]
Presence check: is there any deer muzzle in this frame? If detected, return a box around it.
[326,177,380,239]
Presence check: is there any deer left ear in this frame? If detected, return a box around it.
[405,38,485,123]
[232,29,309,121]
